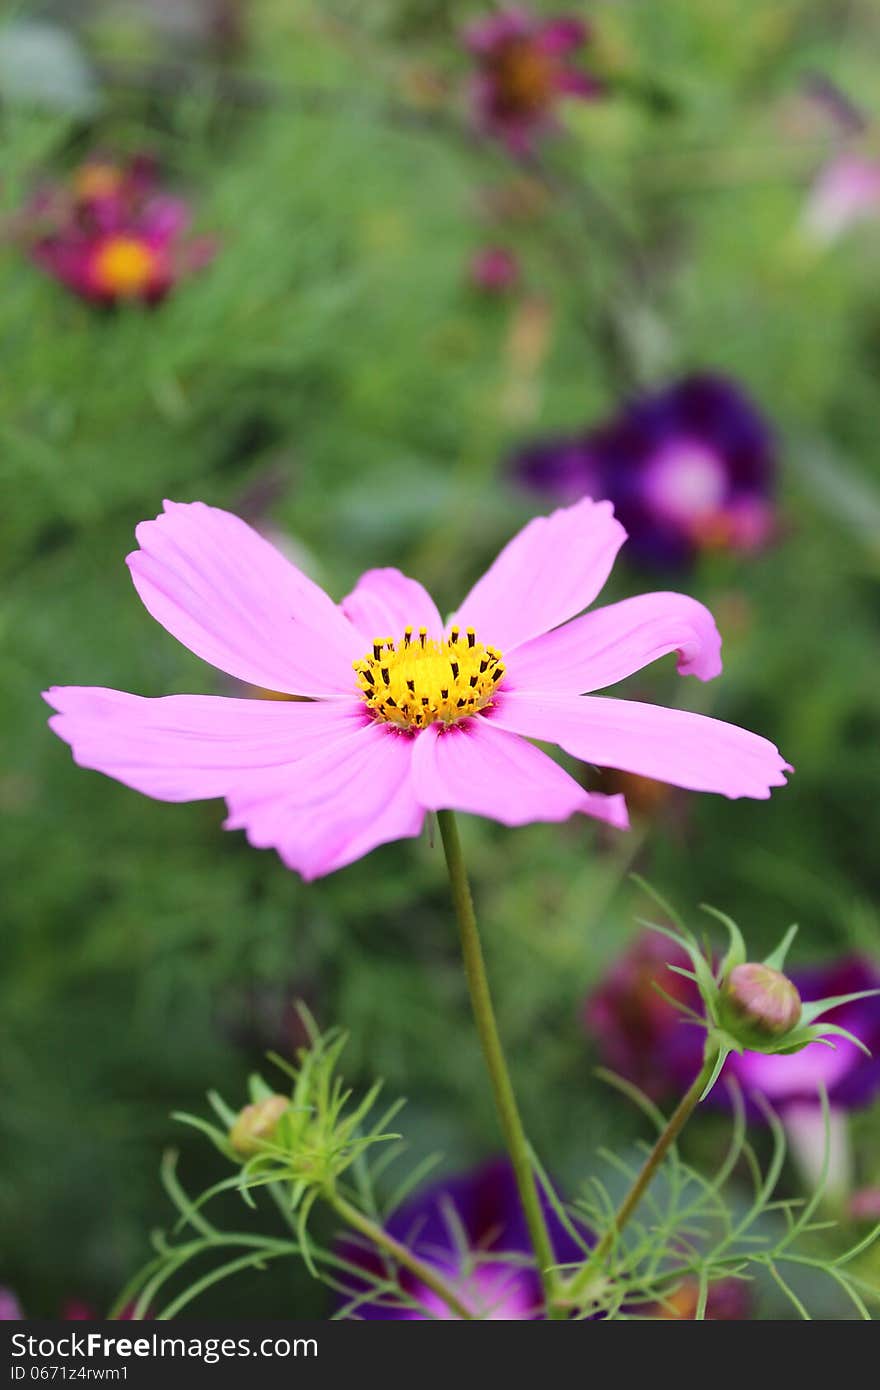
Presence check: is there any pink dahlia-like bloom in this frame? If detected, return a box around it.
[44,498,790,881]
[23,154,214,305]
[465,9,602,154]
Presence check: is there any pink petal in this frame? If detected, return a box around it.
[555,70,603,99]
[224,721,424,880]
[505,591,722,694]
[341,568,443,642]
[538,18,589,54]
[729,1042,857,1102]
[450,498,626,653]
[465,10,532,54]
[410,718,628,829]
[44,686,364,801]
[490,693,791,799]
[140,195,192,244]
[127,501,361,697]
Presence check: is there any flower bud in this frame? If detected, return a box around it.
[229,1094,289,1156]
[721,962,802,1046]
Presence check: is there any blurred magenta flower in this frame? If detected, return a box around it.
[849,1188,880,1222]
[468,244,520,293]
[803,152,880,244]
[512,375,777,568]
[44,496,789,880]
[0,1289,23,1319]
[338,1158,584,1319]
[0,1291,143,1319]
[60,1300,145,1320]
[464,9,602,154]
[584,931,704,1099]
[21,154,214,305]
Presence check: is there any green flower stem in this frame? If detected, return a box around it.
[566,1048,719,1304]
[436,809,562,1318]
[330,1192,473,1320]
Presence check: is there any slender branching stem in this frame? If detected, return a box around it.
[436,809,563,1318]
[330,1192,473,1320]
[566,1049,719,1304]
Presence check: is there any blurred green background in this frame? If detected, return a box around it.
[2,0,879,1317]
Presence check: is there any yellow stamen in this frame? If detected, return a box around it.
[92,235,157,297]
[354,627,505,730]
[491,39,556,115]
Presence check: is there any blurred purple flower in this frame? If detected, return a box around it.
[511,375,777,568]
[804,152,880,244]
[468,245,521,294]
[584,931,704,1100]
[513,433,601,504]
[21,154,215,305]
[464,9,602,154]
[338,1158,587,1319]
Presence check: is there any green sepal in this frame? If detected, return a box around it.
[701,904,747,979]
[699,1045,733,1101]
[799,988,880,1026]
[762,923,799,972]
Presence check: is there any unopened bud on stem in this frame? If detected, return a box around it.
[229,1094,289,1156]
[721,962,802,1046]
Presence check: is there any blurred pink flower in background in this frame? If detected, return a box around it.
[19,153,215,305]
[0,1289,23,1320]
[0,1291,143,1319]
[468,244,521,293]
[464,9,602,154]
[849,1188,880,1222]
[44,497,789,880]
[803,152,880,243]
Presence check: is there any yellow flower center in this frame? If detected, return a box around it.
[93,235,157,297]
[354,627,505,730]
[491,40,556,115]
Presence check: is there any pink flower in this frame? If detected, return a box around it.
[465,9,602,154]
[803,152,880,243]
[0,1288,23,1320]
[468,245,521,294]
[22,154,215,305]
[44,498,790,881]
